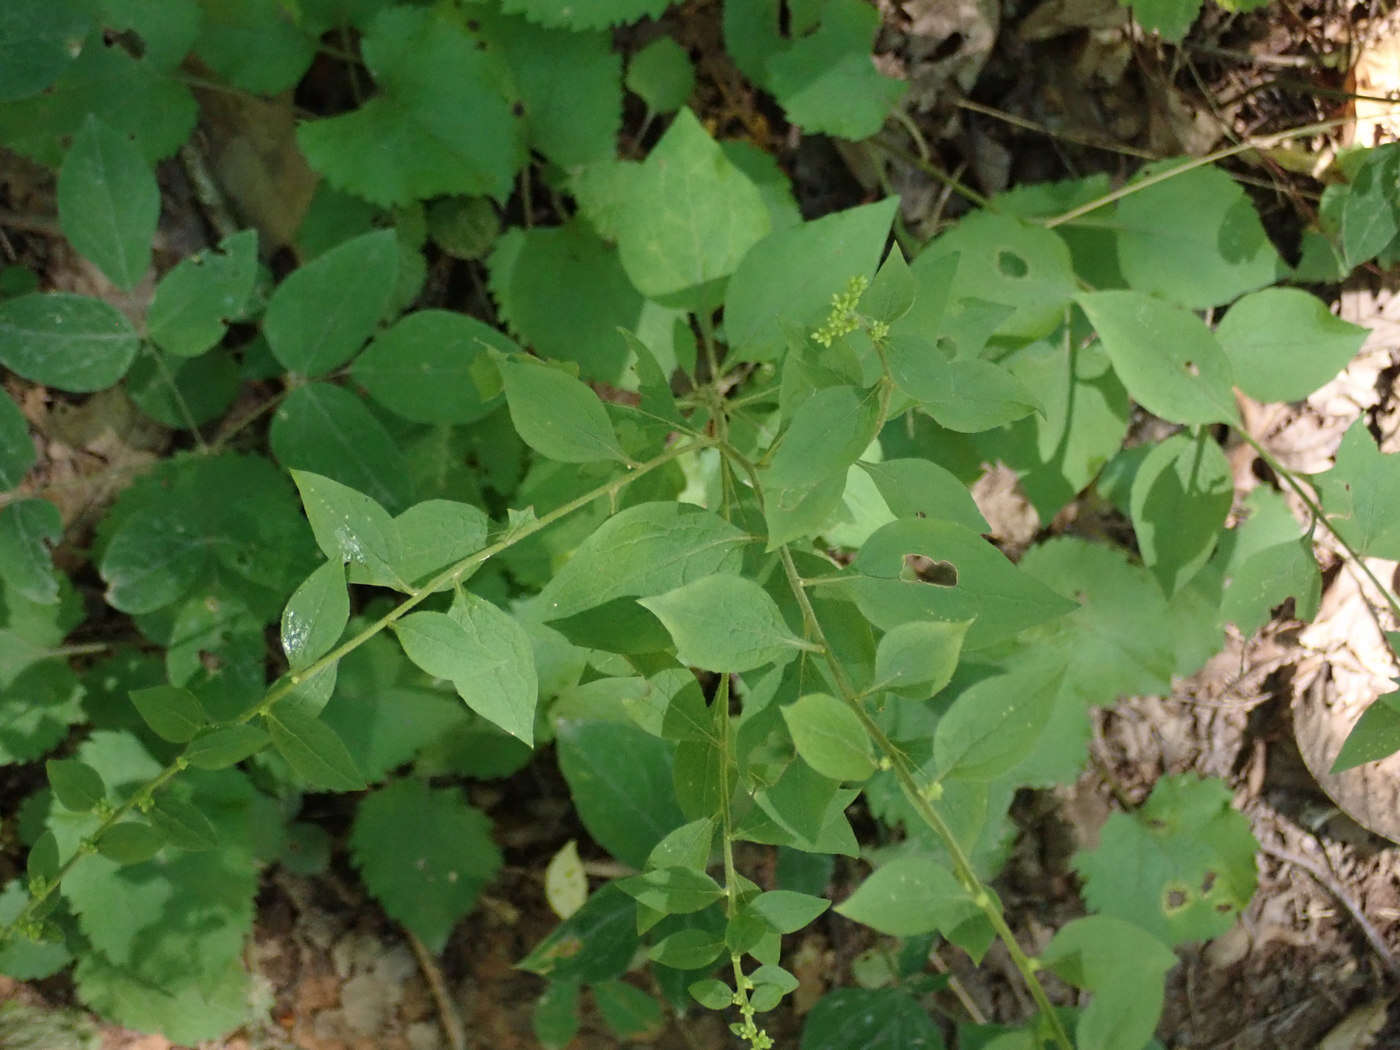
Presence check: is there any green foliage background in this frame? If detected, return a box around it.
[0,0,1396,1048]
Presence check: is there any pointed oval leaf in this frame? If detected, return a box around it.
[1129,432,1233,596]
[498,355,627,464]
[780,693,875,782]
[183,724,270,770]
[0,0,90,101]
[129,684,208,743]
[97,821,164,865]
[0,380,36,491]
[1078,290,1238,426]
[148,795,219,851]
[266,708,365,791]
[290,469,401,582]
[57,114,158,289]
[1215,287,1367,404]
[390,498,490,590]
[766,384,881,489]
[649,928,725,969]
[27,830,59,884]
[640,575,813,673]
[263,229,398,376]
[147,229,258,357]
[874,619,970,699]
[835,856,974,937]
[45,758,106,812]
[933,665,1064,782]
[518,881,641,983]
[799,987,945,1050]
[281,559,349,671]
[0,292,139,392]
[747,889,831,934]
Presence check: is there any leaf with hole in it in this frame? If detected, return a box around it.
[146,229,258,358]
[263,229,398,377]
[0,293,140,392]
[641,575,814,673]
[57,114,158,289]
[130,685,208,743]
[780,693,875,782]
[266,708,365,792]
[1129,432,1233,596]
[497,354,628,464]
[1215,288,1367,404]
[0,498,61,604]
[1078,290,1238,426]
[280,560,348,671]
[291,469,402,584]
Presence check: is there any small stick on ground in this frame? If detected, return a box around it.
[407,928,468,1050]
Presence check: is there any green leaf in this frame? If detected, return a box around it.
[617,865,725,915]
[56,114,158,289]
[555,719,685,868]
[934,663,1063,781]
[1041,923,1173,1050]
[766,385,882,489]
[1314,419,1400,559]
[862,245,916,325]
[1342,143,1400,266]
[1221,536,1321,637]
[641,575,813,673]
[0,0,90,101]
[280,560,349,671]
[192,0,316,93]
[349,778,501,952]
[46,758,106,812]
[390,499,489,590]
[855,460,987,533]
[0,878,73,979]
[1333,687,1400,772]
[99,0,201,71]
[97,821,164,865]
[126,345,240,429]
[27,830,59,883]
[726,199,897,360]
[874,619,969,699]
[263,229,398,377]
[428,195,499,260]
[291,469,402,582]
[614,108,770,304]
[800,987,946,1049]
[1129,432,1233,596]
[297,6,523,206]
[352,309,509,424]
[518,882,641,982]
[1078,290,1238,426]
[747,889,831,933]
[0,293,140,392]
[488,222,644,383]
[129,685,208,743]
[0,499,61,604]
[146,229,258,358]
[916,210,1077,340]
[593,979,665,1040]
[889,342,1042,433]
[649,928,724,969]
[1214,288,1367,403]
[532,980,581,1050]
[183,724,270,770]
[500,0,669,30]
[1074,775,1257,946]
[627,36,694,113]
[0,392,34,492]
[1128,0,1202,40]
[765,0,907,139]
[835,855,976,937]
[781,694,875,782]
[1115,161,1284,307]
[498,354,628,464]
[147,795,219,852]
[266,708,366,791]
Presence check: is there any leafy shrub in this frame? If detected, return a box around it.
[0,1,1396,1048]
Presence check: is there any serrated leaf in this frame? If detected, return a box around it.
[765,0,907,139]
[1078,290,1238,426]
[297,7,523,206]
[1073,775,1257,946]
[183,724,270,770]
[835,856,976,937]
[146,229,258,358]
[263,229,397,377]
[352,309,510,424]
[800,987,945,1049]
[614,108,770,305]
[627,35,694,113]
[0,0,90,101]
[1215,288,1367,403]
[56,114,158,289]
[539,502,751,622]
[147,795,219,852]
[765,384,882,489]
[0,293,140,392]
[266,708,365,791]
[641,575,813,673]
[556,719,685,868]
[0,498,61,604]
[46,758,105,812]
[291,469,402,583]
[781,693,875,782]
[129,685,208,743]
[281,560,348,671]
[1130,432,1233,596]
[498,354,628,464]
[874,619,969,698]
[97,821,164,865]
[519,882,641,982]
[1333,688,1400,771]
[1314,419,1400,560]
[934,664,1063,781]
[726,199,896,360]
[349,778,501,952]
[1115,161,1284,307]
[1341,143,1400,267]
